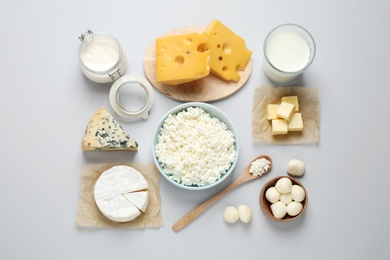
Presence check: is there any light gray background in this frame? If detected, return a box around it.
[1,1,389,259]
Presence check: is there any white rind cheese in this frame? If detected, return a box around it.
[94,165,149,222]
[81,107,138,151]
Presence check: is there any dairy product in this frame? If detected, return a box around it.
[270,201,287,219]
[287,159,305,176]
[266,104,280,120]
[291,185,306,202]
[266,31,310,73]
[272,119,288,135]
[281,96,299,112]
[155,106,236,187]
[276,102,295,121]
[224,206,239,223]
[265,187,281,203]
[238,205,252,223]
[156,32,210,85]
[81,107,138,151]
[78,32,127,83]
[93,165,149,222]
[262,24,315,83]
[286,202,303,217]
[288,113,303,131]
[204,20,252,81]
[249,157,271,176]
[275,177,293,193]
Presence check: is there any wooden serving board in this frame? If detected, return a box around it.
[143,26,252,102]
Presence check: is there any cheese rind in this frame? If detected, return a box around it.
[156,32,210,85]
[81,107,138,151]
[204,20,252,81]
[94,165,149,222]
[267,104,280,120]
[288,113,303,131]
[281,96,299,112]
[272,119,288,135]
[276,102,295,121]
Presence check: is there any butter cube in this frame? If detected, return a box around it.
[272,119,288,135]
[267,104,280,120]
[276,102,296,121]
[288,113,303,131]
[281,96,299,112]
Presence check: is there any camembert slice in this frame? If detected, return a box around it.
[94,165,149,222]
[81,107,138,151]
[204,20,252,81]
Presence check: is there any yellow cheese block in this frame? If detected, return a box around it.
[288,113,303,131]
[276,102,296,121]
[204,20,252,81]
[281,96,299,112]
[156,32,210,85]
[267,104,280,120]
[272,119,288,135]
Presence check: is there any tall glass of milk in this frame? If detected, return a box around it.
[262,24,316,84]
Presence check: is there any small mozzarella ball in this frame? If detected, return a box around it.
[238,205,252,223]
[265,187,281,203]
[287,159,305,177]
[291,185,306,202]
[224,206,239,223]
[286,201,303,216]
[270,201,287,219]
[280,192,293,205]
[275,177,292,193]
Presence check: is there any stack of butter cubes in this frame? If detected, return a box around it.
[267,96,303,135]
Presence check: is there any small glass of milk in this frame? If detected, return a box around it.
[78,30,127,83]
[262,24,316,84]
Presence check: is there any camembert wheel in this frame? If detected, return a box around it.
[94,165,149,222]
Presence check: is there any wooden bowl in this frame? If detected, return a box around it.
[259,176,308,222]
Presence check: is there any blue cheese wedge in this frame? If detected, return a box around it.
[81,107,138,151]
[94,165,149,222]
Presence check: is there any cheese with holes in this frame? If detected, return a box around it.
[288,113,303,131]
[81,107,138,151]
[281,96,299,112]
[156,32,210,85]
[276,102,296,121]
[204,20,252,81]
[94,165,149,222]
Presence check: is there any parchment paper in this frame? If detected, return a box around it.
[252,86,320,145]
[75,162,164,229]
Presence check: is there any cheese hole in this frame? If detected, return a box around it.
[217,44,221,48]
[117,82,148,113]
[218,56,223,61]
[222,66,228,72]
[174,55,185,65]
[185,38,192,44]
[197,43,208,53]
[222,43,232,54]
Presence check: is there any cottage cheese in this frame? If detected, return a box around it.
[249,158,271,176]
[155,106,236,187]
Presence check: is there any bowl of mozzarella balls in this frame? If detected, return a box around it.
[153,102,239,191]
[260,176,307,221]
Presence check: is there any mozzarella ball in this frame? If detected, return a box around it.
[270,201,287,219]
[238,205,252,223]
[275,177,292,193]
[280,192,293,205]
[287,159,305,177]
[224,206,239,223]
[265,187,281,203]
[286,201,303,216]
[291,185,306,202]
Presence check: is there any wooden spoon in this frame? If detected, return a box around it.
[172,155,272,232]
